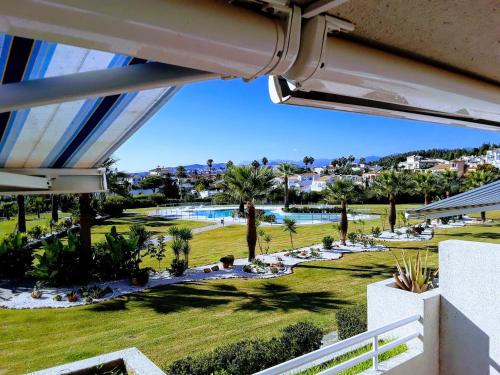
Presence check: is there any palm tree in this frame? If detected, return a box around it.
[251,160,260,169]
[100,157,130,197]
[176,165,187,200]
[465,169,499,221]
[224,165,275,260]
[282,217,297,248]
[207,159,214,174]
[276,163,297,209]
[17,195,26,233]
[323,179,358,245]
[261,157,269,167]
[439,170,462,198]
[51,195,59,223]
[303,156,310,169]
[178,227,193,267]
[413,171,438,205]
[372,170,410,233]
[226,160,234,170]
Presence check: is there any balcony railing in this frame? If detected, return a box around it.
[255,314,421,375]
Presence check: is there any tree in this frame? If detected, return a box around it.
[30,197,46,218]
[439,170,462,198]
[282,217,297,248]
[100,157,130,197]
[176,166,187,199]
[207,159,214,174]
[276,163,298,210]
[323,179,359,245]
[139,175,163,193]
[465,169,499,221]
[303,156,314,170]
[161,173,180,199]
[51,195,59,223]
[224,165,275,260]
[359,157,366,165]
[372,170,411,232]
[261,157,268,166]
[17,195,26,233]
[251,160,260,169]
[226,160,234,170]
[413,171,438,205]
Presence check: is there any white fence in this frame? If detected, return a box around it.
[255,314,421,375]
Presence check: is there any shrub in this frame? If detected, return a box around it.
[322,235,334,249]
[0,231,32,279]
[283,206,342,214]
[371,226,382,238]
[32,231,87,286]
[336,305,367,340]
[165,322,323,375]
[440,216,452,225]
[28,225,45,240]
[92,226,140,281]
[100,197,126,217]
[347,232,358,244]
[170,258,187,276]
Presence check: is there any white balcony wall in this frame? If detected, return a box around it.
[439,240,500,375]
[367,279,440,375]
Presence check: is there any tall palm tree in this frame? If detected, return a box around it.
[303,156,310,169]
[251,160,260,169]
[372,170,410,233]
[464,168,499,221]
[176,165,187,200]
[224,165,275,260]
[261,157,269,167]
[282,217,297,248]
[16,195,26,233]
[323,179,358,245]
[276,163,297,209]
[51,195,59,223]
[207,159,214,174]
[439,170,462,198]
[100,157,130,197]
[413,171,438,205]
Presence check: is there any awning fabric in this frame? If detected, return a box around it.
[0,34,176,169]
[407,180,500,219]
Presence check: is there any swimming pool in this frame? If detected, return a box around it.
[188,208,341,224]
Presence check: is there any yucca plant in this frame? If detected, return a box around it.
[393,250,431,293]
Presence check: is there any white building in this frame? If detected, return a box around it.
[399,155,448,170]
[484,148,500,168]
[199,189,221,198]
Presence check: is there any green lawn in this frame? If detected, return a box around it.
[0,206,498,374]
[0,212,71,236]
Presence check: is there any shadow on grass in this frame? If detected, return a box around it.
[99,214,181,228]
[435,231,500,240]
[297,263,395,279]
[235,282,347,313]
[90,280,346,314]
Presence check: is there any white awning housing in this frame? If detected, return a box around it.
[407,180,500,219]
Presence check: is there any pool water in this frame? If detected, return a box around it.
[189,208,341,224]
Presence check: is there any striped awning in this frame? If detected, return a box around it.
[0,34,177,169]
[407,180,500,219]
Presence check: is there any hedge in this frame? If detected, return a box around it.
[335,304,367,340]
[165,322,323,375]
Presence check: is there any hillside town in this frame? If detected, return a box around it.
[124,146,500,198]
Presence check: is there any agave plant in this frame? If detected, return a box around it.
[393,250,431,293]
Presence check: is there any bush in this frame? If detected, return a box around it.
[92,226,140,281]
[322,235,334,249]
[336,305,367,340]
[0,231,32,279]
[371,226,382,238]
[100,197,126,217]
[28,225,45,240]
[347,232,358,244]
[170,258,187,276]
[283,206,343,214]
[32,231,87,286]
[166,322,323,375]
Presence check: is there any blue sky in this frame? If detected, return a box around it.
[115,77,500,172]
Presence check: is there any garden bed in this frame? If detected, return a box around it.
[0,242,392,310]
[372,226,433,242]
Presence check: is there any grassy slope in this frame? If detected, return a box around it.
[0,206,498,374]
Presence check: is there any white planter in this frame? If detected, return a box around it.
[366,278,440,375]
